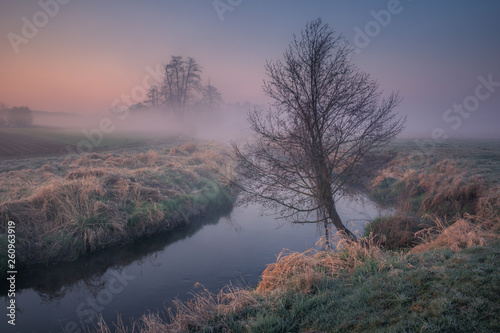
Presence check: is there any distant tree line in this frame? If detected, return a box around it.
[131,56,223,113]
[0,103,34,127]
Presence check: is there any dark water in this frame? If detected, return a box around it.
[1,196,389,333]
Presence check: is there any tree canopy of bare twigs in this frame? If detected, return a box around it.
[232,19,405,241]
[162,56,202,112]
[202,79,223,110]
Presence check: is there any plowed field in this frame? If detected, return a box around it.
[0,131,71,160]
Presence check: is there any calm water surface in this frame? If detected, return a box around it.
[1,196,389,333]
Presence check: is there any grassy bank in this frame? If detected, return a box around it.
[366,139,499,250]
[96,238,500,332]
[92,138,499,332]
[0,138,234,276]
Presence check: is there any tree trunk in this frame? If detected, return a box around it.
[326,199,357,241]
[317,166,358,242]
[323,220,330,250]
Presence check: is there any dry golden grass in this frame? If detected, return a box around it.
[137,150,161,166]
[256,249,327,295]
[165,283,258,332]
[257,233,385,295]
[0,168,58,201]
[476,185,500,232]
[369,151,499,252]
[418,160,483,216]
[0,139,233,267]
[65,167,109,180]
[93,283,258,333]
[180,142,198,153]
[410,215,498,254]
[371,158,483,215]
[0,176,128,262]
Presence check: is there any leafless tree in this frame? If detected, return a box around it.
[202,78,223,110]
[232,19,405,242]
[146,85,160,107]
[162,56,202,112]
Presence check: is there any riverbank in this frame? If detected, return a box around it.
[94,139,499,332]
[366,138,500,251]
[0,138,234,278]
[146,239,500,332]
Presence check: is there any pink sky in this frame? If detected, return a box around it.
[1,0,499,137]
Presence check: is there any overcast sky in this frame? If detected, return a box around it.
[1,0,499,137]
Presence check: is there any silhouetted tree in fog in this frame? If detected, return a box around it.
[162,56,202,112]
[146,85,160,106]
[0,102,8,127]
[232,19,405,243]
[129,102,146,111]
[7,106,33,127]
[141,56,223,113]
[202,79,223,110]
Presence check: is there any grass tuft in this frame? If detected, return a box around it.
[411,216,497,253]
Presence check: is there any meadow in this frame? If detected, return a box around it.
[1,131,498,332]
[0,129,234,276]
[93,138,500,332]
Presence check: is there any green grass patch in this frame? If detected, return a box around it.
[43,231,85,262]
[369,177,402,205]
[193,178,234,212]
[77,215,109,228]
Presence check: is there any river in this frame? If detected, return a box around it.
[1,195,389,333]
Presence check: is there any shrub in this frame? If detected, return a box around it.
[366,215,432,250]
